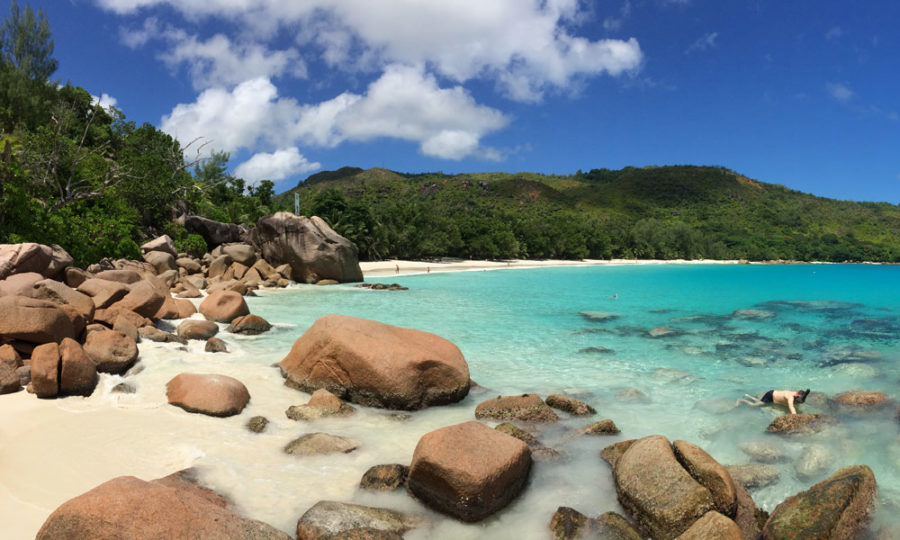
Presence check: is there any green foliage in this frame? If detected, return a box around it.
[0,0,56,81]
[178,234,208,258]
[274,166,900,263]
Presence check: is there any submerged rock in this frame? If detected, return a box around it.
[577,419,621,436]
[295,501,420,540]
[738,440,789,463]
[284,433,360,456]
[726,464,780,489]
[495,422,561,461]
[763,465,876,540]
[579,311,619,322]
[578,346,614,354]
[286,388,356,421]
[545,394,596,416]
[475,394,560,423]
[732,309,776,320]
[247,416,269,433]
[766,413,840,436]
[834,390,892,413]
[793,444,835,481]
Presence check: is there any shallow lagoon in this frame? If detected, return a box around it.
[10,264,899,538]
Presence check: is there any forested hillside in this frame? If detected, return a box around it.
[273,166,900,262]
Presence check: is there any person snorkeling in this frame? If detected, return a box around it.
[736,389,811,414]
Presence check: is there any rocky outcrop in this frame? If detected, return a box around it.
[29,279,95,321]
[494,422,561,461]
[279,315,470,410]
[76,278,129,309]
[283,432,360,456]
[474,394,559,423]
[111,280,166,318]
[763,465,876,539]
[166,373,250,417]
[613,436,716,539]
[549,508,642,540]
[296,501,420,540]
[200,290,249,323]
[250,212,363,283]
[35,472,290,539]
[407,421,532,522]
[184,215,249,249]
[0,242,71,280]
[360,464,409,491]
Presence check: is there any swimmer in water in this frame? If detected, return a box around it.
[736,389,810,414]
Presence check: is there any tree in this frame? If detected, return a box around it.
[0,0,57,81]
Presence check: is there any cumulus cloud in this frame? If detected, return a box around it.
[827,82,854,102]
[234,148,320,184]
[161,67,509,161]
[159,31,307,89]
[91,93,119,110]
[100,0,643,102]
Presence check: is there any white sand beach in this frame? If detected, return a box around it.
[360,258,742,277]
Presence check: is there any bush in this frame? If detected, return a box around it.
[177,234,208,257]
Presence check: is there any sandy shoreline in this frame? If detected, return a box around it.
[360,258,743,277]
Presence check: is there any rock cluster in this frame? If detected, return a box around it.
[596,435,878,540]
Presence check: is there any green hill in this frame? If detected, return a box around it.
[273,165,900,262]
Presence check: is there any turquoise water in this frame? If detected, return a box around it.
[239,264,899,534]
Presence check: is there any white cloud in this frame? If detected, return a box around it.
[159,31,307,89]
[827,82,854,102]
[161,67,509,161]
[91,93,118,111]
[99,0,643,102]
[234,148,320,183]
[686,32,718,54]
[160,77,289,154]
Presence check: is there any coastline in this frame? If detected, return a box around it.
[360,258,743,277]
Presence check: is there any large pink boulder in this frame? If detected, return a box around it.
[140,235,177,257]
[0,271,43,296]
[76,278,130,309]
[110,280,166,318]
[84,330,138,374]
[199,290,249,323]
[30,342,60,398]
[250,213,363,283]
[279,315,470,410]
[0,243,70,279]
[29,279,95,321]
[59,338,97,396]
[0,296,77,345]
[407,421,532,522]
[36,472,290,539]
[167,373,250,417]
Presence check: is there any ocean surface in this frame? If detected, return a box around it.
[17,264,900,537]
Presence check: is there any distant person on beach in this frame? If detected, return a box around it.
[736,389,810,414]
[395,264,399,274]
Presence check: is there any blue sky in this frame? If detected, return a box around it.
[33,1,900,202]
